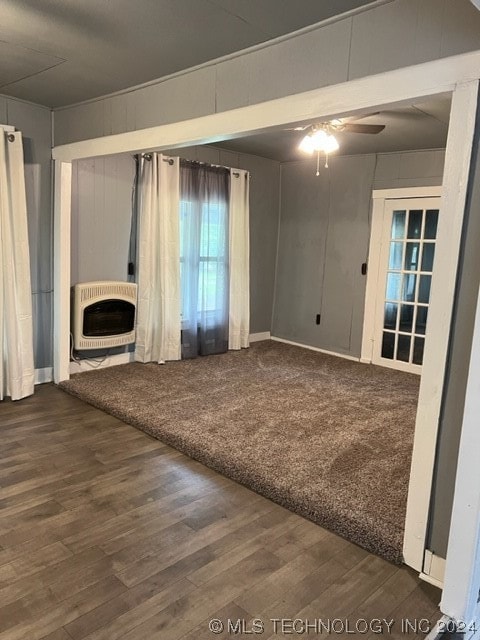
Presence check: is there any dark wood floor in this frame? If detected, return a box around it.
[0,383,440,640]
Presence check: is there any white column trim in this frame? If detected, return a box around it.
[403,80,480,571]
[53,161,72,383]
[441,282,480,626]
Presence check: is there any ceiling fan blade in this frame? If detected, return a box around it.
[343,123,385,134]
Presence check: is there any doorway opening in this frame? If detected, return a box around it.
[53,61,479,604]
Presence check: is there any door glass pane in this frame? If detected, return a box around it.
[402,274,416,302]
[415,306,428,335]
[405,242,420,271]
[397,334,411,362]
[386,273,402,301]
[399,304,414,333]
[425,210,439,239]
[418,275,431,304]
[388,242,403,270]
[391,211,406,239]
[384,303,398,330]
[379,201,438,369]
[407,210,423,239]
[413,337,425,365]
[421,243,435,272]
[382,332,395,359]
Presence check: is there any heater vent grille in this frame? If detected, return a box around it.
[79,282,136,304]
[72,281,137,350]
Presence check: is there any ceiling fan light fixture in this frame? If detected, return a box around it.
[323,133,339,154]
[298,129,339,154]
[298,134,315,154]
[298,128,340,174]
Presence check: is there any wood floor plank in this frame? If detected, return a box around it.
[74,578,197,640]
[40,630,73,640]
[6,541,73,581]
[295,554,398,620]
[115,500,279,587]
[117,549,284,640]
[0,385,441,640]
[0,574,127,640]
[179,601,252,640]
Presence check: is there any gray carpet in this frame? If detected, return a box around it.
[59,340,419,563]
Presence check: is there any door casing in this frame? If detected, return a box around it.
[363,190,442,373]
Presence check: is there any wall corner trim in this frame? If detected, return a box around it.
[34,368,53,385]
[271,336,360,362]
[249,332,271,343]
[69,351,135,374]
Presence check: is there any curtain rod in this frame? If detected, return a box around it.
[139,153,246,178]
[181,158,243,178]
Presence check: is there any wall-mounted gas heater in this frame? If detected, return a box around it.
[72,281,137,350]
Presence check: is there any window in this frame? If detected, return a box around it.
[180,200,228,318]
[179,161,230,357]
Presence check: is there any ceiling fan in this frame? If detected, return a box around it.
[290,115,386,173]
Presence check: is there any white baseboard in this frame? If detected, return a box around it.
[420,550,446,589]
[249,331,271,343]
[271,336,360,362]
[34,367,53,385]
[69,351,135,374]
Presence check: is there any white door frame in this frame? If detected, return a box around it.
[52,53,479,584]
[403,81,478,573]
[361,187,443,368]
[441,279,480,633]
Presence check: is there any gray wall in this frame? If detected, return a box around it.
[71,155,135,284]
[272,149,445,357]
[53,0,480,146]
[0,94,52,369]
[71,146,280,335]
[428,106,480,558]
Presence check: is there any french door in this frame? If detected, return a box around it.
[372,197,441,374]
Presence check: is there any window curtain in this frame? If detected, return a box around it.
[0,129,34,401]
[180,161,229,359]
[228,169,250,350]
[135,153,181,363]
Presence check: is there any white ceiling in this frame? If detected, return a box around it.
[0,0,378,107]
[212,94,452,161]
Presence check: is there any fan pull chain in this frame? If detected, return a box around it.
[316,150,320,176]
[325,153,329,169]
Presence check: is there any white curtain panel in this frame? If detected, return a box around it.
[228,169,250,350]
[135,154,181,364]
[0,130,34,401]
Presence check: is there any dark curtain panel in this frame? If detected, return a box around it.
[127,154,140,282]
[180,160,229,359]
